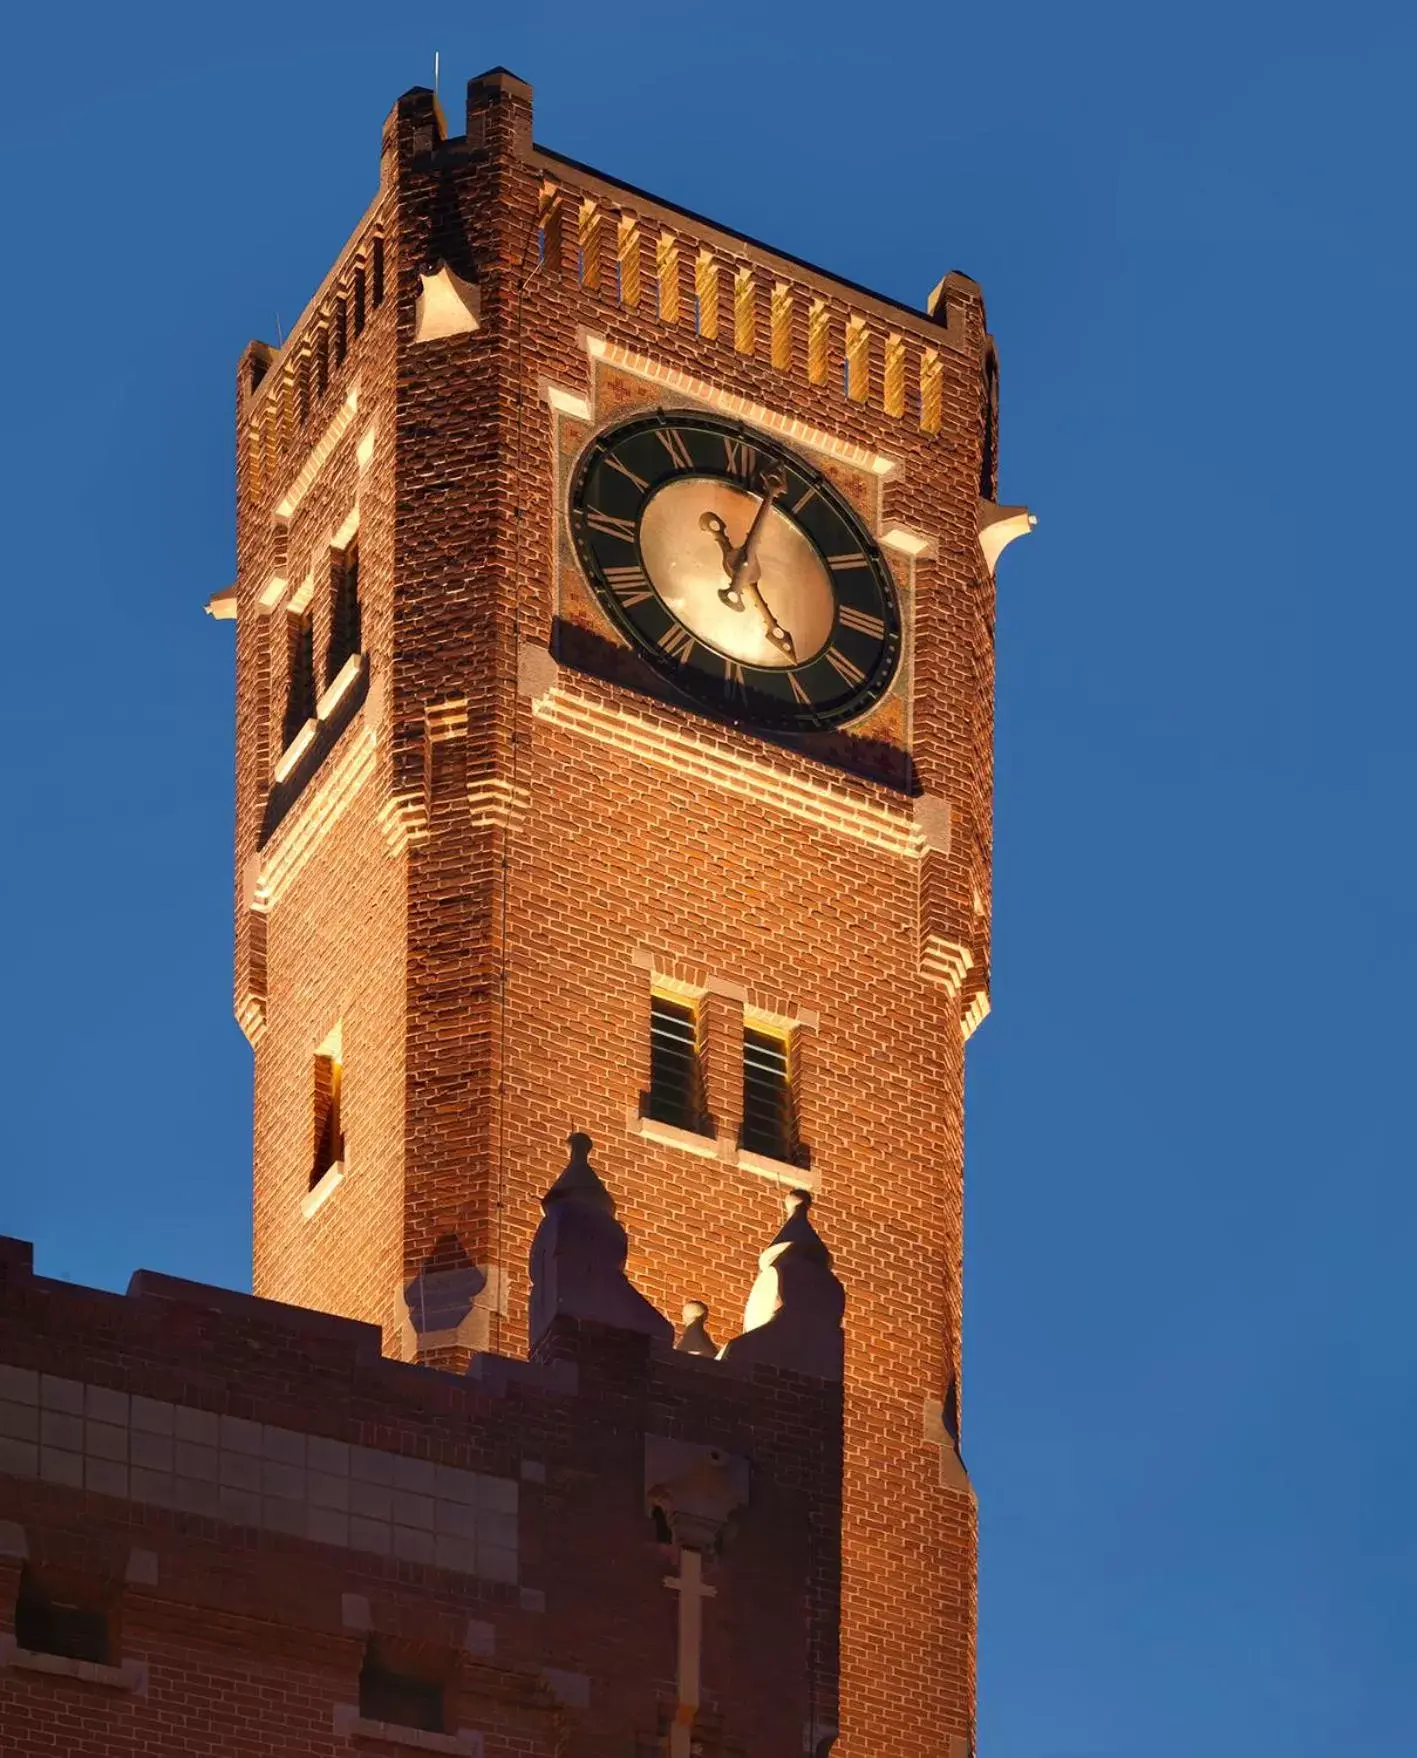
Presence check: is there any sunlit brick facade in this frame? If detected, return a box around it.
[0,65,1026,1758]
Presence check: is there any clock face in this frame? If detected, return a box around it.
[568,411,901,731]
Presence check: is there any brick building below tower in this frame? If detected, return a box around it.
[0,1145,868,1757]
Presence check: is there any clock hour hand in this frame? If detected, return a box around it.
[698,511,746,610]
[699,468,797,658]
[743,582,796,660]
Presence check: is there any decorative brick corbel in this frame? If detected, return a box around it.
[921,936,974,999]
[961,986,991,1041]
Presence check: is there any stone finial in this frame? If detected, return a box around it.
[544,1131,616,1213]
[400,1235,503,1361]
[721,1190,844,1380]
[676,1300,718,1358]
[528,1134,672,1349]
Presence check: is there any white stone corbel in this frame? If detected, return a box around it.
[414,264,482,342]
[977,500,1036,575]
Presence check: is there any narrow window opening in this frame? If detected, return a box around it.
[920,348,943,433]
[733,267,756,355]
[883,334,905,418]
[770,283,793,371]
[741,1026,796,1163]
[538,185,563,276]
[311,1044,344,1189]
[694,251,719,339]
[353,264,367,335]
[15,1567,111,1666]
[334,295,348,365]
[577,199,600,290]
[648,994,704,1133]
[807,300,829,385]
[845,316,870,403]
[314,319,330,397]
[282,608,316,750]
[371,236,385,308]
[618,216,641,308]
[358,1641,445,1734]
[279,365,296,454]
[327,541,362,681]
[980,350,999,498]
[656,232,679,324]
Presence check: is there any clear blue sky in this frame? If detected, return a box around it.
[1,3,1412,1753]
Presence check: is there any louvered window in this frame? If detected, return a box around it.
[741,1026,794,1162]
[648,994,703,1131]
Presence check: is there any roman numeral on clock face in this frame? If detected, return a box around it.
[602,453,648,491]
[585,508,638,543]
[658,623,697,665]
[837,605,885,638]
[570,411,902,732]
[604,565,653,606]
[655,427,694,470]
[722,435,757,481]
[823,645,866,687]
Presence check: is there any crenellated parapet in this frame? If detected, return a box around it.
[0,1149,848,1758]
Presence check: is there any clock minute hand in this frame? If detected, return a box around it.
[700,465,788,610]
[699,469,796,657]
[727,467,796,659]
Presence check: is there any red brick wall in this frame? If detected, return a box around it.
[233,70,997,1755]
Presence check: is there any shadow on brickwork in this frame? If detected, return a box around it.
[551,618,918,794]
[528,1133,845,1755]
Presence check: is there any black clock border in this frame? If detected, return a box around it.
[568,409,902,734]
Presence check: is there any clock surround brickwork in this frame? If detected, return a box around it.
[228,69,1000,1758]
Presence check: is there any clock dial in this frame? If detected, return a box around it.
[568,411,901,731]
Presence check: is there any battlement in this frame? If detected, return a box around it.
[0,1166,848,1756]
[235,67,992,531]
[239,203,389,511]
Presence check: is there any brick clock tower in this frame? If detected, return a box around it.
[221,67,1030,1758]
